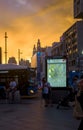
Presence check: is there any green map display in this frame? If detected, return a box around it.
[47,59,66,87]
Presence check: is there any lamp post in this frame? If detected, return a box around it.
[18,49,22,65]
[4,32,8,64]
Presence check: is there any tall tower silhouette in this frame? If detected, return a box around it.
[4,32,8,64]
[33,44,36,55]
[37,39,41,52]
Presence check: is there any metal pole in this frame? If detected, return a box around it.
[18,49,22,65]
[18,49,20,65]
[4,32,8,64]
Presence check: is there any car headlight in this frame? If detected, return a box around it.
[30,90,34,94]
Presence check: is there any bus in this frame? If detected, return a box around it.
[0,64,37,99]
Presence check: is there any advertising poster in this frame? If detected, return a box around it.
[46,58,67,88]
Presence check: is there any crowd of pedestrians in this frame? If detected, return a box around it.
[64,75,83,130]
[0,78,20,103]
[0,75,83,130]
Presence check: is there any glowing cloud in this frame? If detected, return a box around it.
[0,0,75,63]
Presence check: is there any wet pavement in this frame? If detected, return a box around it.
[0,92,80,130]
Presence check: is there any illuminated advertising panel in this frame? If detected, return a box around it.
[46,58,67,88]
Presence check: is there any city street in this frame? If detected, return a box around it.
[0,93,80,130]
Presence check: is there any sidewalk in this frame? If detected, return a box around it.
[0,93,80,130]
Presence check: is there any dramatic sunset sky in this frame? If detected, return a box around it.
[0,0,76,63]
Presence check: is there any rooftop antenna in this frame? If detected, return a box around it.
[4,32,8,64]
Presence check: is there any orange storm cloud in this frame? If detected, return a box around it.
[0,0,75,63]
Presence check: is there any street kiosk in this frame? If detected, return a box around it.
[45,56,70,103]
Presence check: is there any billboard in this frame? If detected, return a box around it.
[46,58,67,88]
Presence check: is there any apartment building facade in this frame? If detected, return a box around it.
[74,0,83,18]
[61,21,83,71]
[51,42,64,57]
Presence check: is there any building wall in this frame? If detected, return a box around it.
[74,0,83,18]
[61,21,83,71]
[41,47,52,78]
[31,53,37,68]
[51,42,64,56]
[31,46,52,81]
[8,57,17,64]
[77,21,83,55]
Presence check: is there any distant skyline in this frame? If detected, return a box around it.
[0,0,76,63]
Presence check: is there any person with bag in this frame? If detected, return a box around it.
[73,93,83,120]
[8,78,17,103]
[41,77,52,107]
[73,75,83,130]
[72,75,79,100]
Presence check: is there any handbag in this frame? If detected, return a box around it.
[73,95,83,120]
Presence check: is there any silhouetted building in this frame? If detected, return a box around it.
[61,21,83,71]
[31,39,52,81]
[8,57,17,64]
[31,53,37,68]
[74,0,83,18]
[37,39,41,52]
[51,42,64,56]
[19,58,30,67]
[32,44,37,56]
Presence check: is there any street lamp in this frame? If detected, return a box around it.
[4,32,8,64]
